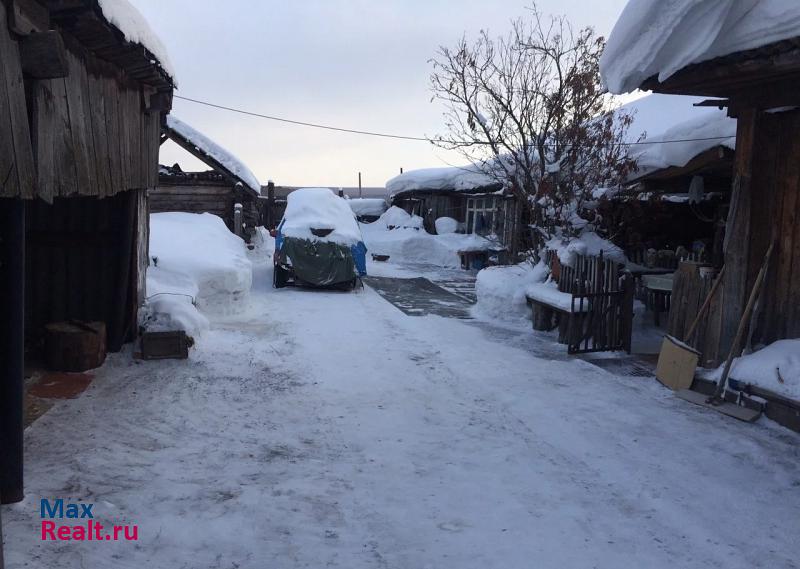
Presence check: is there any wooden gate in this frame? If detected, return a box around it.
[557,253,635,354]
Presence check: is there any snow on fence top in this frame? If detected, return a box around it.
[97,0,175,80]
[281,188,363,246]
[619,94,736,176]
[166,115,261,194]
[386,165,502,198]
[601,0,800,94]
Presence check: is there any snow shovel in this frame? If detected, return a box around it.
[676,240,776,422]
[655,265,726,391]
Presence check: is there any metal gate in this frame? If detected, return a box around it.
[559,253,634,354]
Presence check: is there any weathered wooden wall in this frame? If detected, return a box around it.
[30,43,161,201]
[150,181,263,238]
[703,108,800,364]
[0,1,35,198]
[150,182,235,225]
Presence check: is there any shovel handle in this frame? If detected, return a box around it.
[684,265,726,342]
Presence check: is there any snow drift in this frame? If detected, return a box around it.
[473,262,549,325]
[361,208,495,268]
[281,188,363,246]
[601,0,800,94]
[725,339,800,401]
[143,213,253,337]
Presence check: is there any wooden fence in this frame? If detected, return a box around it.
[546,250,634,354]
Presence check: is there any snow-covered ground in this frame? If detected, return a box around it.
[3,235,799,569]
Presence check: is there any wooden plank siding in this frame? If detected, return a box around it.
[703,108,800,365]
[0,1,35,199]
[29,43,161,200]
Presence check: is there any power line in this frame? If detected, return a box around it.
[173,94,736,147]
[174,95,430,141]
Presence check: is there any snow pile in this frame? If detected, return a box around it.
[361,223,496,269]
[97,0,175,80]
[281,188,363,246]
[726,340,800,401]
[602,0,800,93]
[387,164,501,197]
[347,198,387,218]
[618,94,737,176]
[166,116,261,193]
[375,206,424,230]
[545,232,627,268]
[435,217,459,234]
[143,213,253,337]
[473,262,549,324]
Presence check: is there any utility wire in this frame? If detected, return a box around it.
[174,94,737,147]
[174,95,429,141]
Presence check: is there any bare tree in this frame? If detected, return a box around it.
[430,5,638,251]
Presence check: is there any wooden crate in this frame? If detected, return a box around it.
[141,331,189,360]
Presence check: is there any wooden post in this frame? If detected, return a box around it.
[358,172,362,198]
[266,181,275,229]
[234,203,243,238]
[0,199,25,504]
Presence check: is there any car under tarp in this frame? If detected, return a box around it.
[279,237,357,287]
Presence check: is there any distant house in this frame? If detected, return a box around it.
[266,186,387,228]
[153,116,262,239]
[602,1,800,367]
[0,0,173,504]
[386,165,519,253]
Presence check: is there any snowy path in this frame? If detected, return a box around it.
[4,254,799,569]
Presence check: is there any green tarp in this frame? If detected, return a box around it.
[280,237,356,287]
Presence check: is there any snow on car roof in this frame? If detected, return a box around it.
[281,188,363,246]
[601,0,800,94]
[165,115,261,194]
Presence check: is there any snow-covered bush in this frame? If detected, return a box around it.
[142,212,253,338]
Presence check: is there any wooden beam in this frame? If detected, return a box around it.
[8,0,49,35]
[20,30,68,78]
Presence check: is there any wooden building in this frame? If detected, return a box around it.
[598,144,735,267]
[0,0,173,504]
[387,167,519,253]
[153,116,262,240]
[635,40,800,366]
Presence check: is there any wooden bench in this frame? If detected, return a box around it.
[526,283,590,346]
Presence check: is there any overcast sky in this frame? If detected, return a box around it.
[137,0,630,188]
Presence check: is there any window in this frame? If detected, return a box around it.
[466,196,498,236]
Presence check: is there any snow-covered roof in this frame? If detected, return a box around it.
[601,0,800,94]
[347,198,387,217]
[97,0,175,80]
[619,94,736,177]
[386,165,502,198]
[281,188,363,246]
[165,116,261,194]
